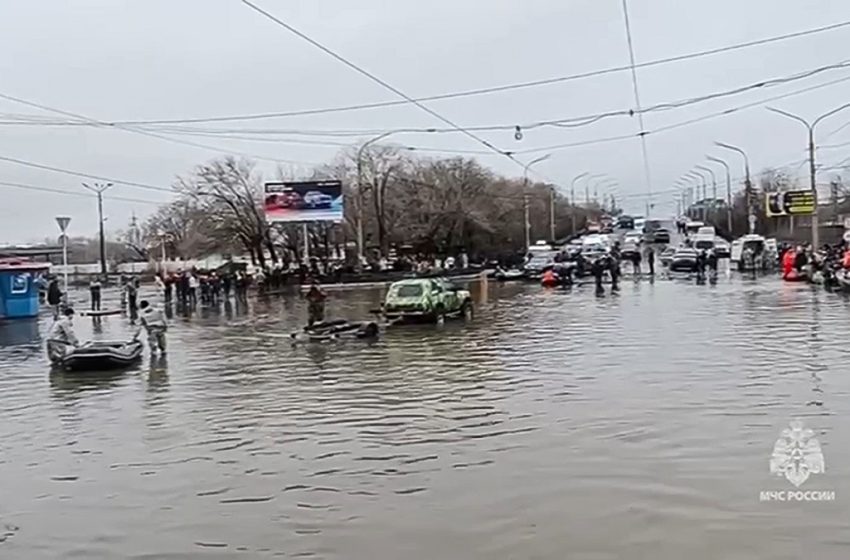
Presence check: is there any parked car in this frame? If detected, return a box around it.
[303,190,334,209]
[659,246,677,266]
[693,235,715,252]
[669,248,698,273]
[383,278,473,324]
[650,228,671,244]
[617,215,635,230]
[715,239,731,258]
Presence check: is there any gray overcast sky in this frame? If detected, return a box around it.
[2,0,850,244]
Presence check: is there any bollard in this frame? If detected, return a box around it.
[478,271,488,305]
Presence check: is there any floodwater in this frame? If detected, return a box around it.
[1,277,849,559]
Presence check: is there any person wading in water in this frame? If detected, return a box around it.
[304,281,327,327]
[139,300,168,355]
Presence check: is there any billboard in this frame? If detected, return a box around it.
[765,190,815,217]
[264,180,343,223]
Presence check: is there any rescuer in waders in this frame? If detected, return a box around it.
[305,281,327,327]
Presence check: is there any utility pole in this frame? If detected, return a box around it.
[716,142,754,234]
[570,172,588,235]
[707,156,733,235]
[548,187,556,242]
[767,103,850,249]
[832,177,841,222]
[82,182,113,276]
[523,194,531,251]
[522,154,552,251]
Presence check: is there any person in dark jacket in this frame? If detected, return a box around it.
[47,277,63,319]
[89,276,102,311]
[305,282,327,326]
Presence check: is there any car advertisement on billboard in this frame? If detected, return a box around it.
[263,180,343,223]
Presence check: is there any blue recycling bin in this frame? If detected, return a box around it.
[0,259,50,320]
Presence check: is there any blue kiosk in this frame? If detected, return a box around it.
[0,258,50,320]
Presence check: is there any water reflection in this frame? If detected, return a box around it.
[1,279,849,559]
[0,318,40,349]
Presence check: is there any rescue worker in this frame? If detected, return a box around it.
[590,256,605,296]
[139,300,167,354]
[707,249,719,279]
[541,267,558,287]
[89,275,103,311]
[47,277,63,319]
[631,250,642,277]
[304,281,327,327]
[47,307,79,364]
[127,277,139,319]
[696,249,708,280]
[646,247,656,277]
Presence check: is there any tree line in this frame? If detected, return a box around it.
[142,147,605,267]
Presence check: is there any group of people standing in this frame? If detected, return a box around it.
[150,270,251,307]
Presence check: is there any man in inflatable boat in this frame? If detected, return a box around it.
[47,307,79,364]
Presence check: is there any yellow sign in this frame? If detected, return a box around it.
[765,190,815,217]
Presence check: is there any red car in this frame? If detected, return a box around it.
[266,191,304,210]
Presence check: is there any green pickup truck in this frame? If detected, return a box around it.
[383,278,473,324]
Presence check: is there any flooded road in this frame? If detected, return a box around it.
[1,277,849,559]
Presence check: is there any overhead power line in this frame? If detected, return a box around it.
[620,0,653,196]
[0,154,175,194]
[59,17,850,126]
[239,0,522,166]
[0,179,164,205]
[9,58,850,146]
[0,92,321,168]
[516,73,850,155]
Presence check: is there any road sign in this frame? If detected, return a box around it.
[55,216,71,232]
[765,190,815,217]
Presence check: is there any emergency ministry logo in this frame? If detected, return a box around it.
[769,419,824,487]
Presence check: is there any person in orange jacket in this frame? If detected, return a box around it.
[541,267,558,287]
[782,247,796,279]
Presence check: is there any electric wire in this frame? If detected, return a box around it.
[60,17,850,126]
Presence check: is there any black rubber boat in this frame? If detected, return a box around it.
[290,319,380,343]
[61,340,144,371]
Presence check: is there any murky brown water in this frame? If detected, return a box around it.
[1,277,849,559]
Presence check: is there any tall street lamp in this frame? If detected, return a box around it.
[570,172,589,233]
[766,103,850,248]
[356,129,435,264]
[583,173,607,205]
[715,141,753,234]
[688,170,708,221]
[695,165,717,201]
[523,154,552,251]
[706,155,733,233]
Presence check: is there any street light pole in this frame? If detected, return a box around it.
[695,165,717,201]
[695,164,718,225]
[570,172,589,234]
[523,154,552,251]
[707,156,733,234]
[715,141,753,234]
[766,103,850,249]
[356,131,400,266]
[81,182,113,276]
[688,170,708,221]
